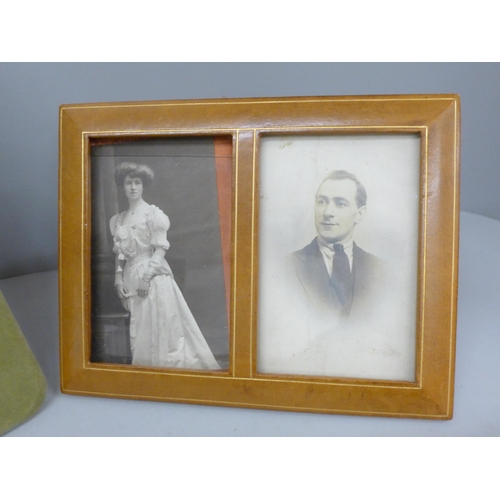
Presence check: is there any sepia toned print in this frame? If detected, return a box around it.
[258,134,421,381]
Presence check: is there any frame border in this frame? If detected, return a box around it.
[59,94,460,419]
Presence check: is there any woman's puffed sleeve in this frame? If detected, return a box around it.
[109,213,119,237]
[148,207,171,250]
[109,213,125,259]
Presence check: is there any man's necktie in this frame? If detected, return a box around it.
[331,244,352,306]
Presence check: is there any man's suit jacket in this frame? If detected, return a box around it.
[286,238,385,324]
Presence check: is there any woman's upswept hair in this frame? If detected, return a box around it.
[114,162,154,187]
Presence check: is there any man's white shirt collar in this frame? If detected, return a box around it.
[317,238,354,275]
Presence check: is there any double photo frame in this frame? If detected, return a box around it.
[59,95,460,419]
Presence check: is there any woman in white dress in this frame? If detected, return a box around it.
[110,162,221,370]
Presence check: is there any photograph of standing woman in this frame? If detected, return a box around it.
[110,162,220,370]
[90,138,229,371]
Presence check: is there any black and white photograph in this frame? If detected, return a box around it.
[90,137,230,371]
[257,134,421,381]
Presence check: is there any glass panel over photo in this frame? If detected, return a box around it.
[90,137,231,371]
[257,134,420,381]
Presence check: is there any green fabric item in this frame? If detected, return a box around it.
[0,291,46,434]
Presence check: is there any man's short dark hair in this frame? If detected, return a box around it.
[320,170,367,208]
[114,162,154,187]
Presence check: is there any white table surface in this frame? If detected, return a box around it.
[2,211,500,436]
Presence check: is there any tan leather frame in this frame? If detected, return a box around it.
[59,95,460,419]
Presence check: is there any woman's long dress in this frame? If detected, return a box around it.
[110,205,221,370]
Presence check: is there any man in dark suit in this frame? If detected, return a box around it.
[287,170,385,326]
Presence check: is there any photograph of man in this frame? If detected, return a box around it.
[257,134,419,381]
[286,169,385,329]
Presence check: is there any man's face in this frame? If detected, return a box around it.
[314,178,366,244]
